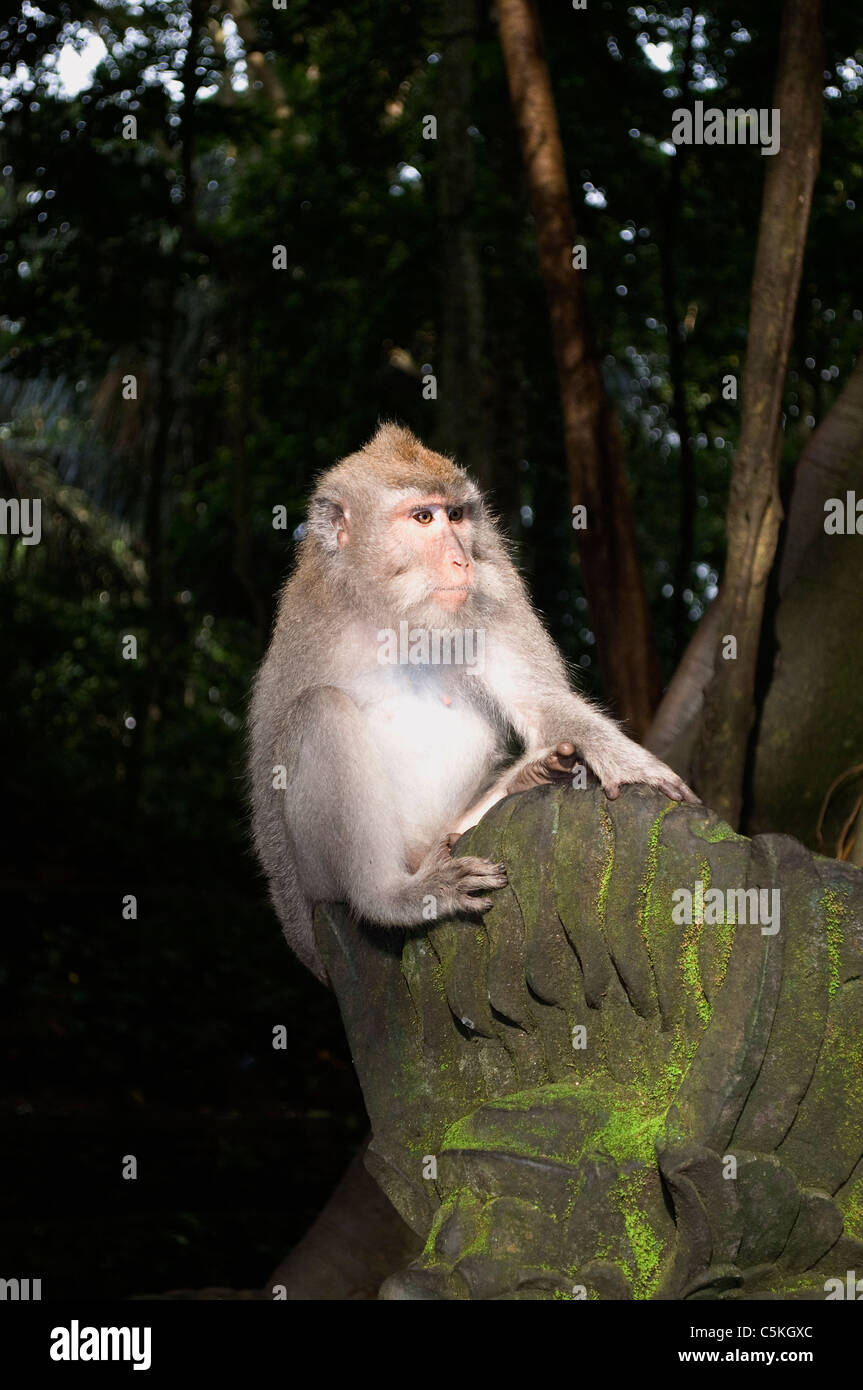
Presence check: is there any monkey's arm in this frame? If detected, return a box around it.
[476,604,698,806]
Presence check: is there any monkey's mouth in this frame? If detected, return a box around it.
[432,585,471,604]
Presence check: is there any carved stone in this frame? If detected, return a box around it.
[315,785,863,1300]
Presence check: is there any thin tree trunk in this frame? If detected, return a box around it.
[644,594,723,772]
[180,0,202,237]
[436,0,489,486]
[648,354,863,785]
[496,0,660,735]
[779,355,863,596]
[661,14,697,663]
[692,0,823,824]
[262,1143,421,1300]
[747,353,863,846]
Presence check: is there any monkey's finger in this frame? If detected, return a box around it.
[453,855,506,874]
[548,743,578,774]
[657,776,701,804]
[450,857,507,889]
[460,871,508,892]
[658,779,684,801]
[657,776,702,805]
[603,781,620,800]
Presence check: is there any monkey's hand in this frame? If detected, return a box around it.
[585,743,700,804]
[503,742,581,792]
[500,741,698,803]
[449,743,698,844]
[448,744,581,837]
[422,840,508,917]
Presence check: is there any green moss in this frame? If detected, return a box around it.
[674,856,709,1025]
[416,1205,453,1270]
[418,1191,491,1269]
[614,1170,665,1299]
[595,1102,665,1166]
[839,1173,863,1239]
[693,819,747,844]
[441,1081,670,1174]
[821,887,845,1001]
[763,1268,828,1298]
[466,1079,581,1115]
[714,914,736,990]
[596,806,614,924]
[680,919,710,1024]
[442,1113,544,1160]
[440,1084,670,1297]
[430,951,447,999]
[642,805,674,899]
[455,1199,493,1261]
[697,856,711,903]
[636,804,676,993]
[812,1006,863,1157]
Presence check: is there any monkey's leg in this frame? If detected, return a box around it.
[286,687,508,925]
[449,743,579,835]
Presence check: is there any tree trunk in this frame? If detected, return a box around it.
[436,0,489,487]
[644,593,723,775]
[660,15,697,664]
[692,0,824,824]
[262,1142,421,1300]
[748,356,863,848]
[779,356,863,597]
[496,0,660,735]
[648,358,863,808]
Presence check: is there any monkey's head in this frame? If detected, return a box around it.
[304,424,508,623]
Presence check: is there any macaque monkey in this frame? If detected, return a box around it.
[249,425,697,982]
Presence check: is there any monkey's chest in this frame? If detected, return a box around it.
[349,670,500,835]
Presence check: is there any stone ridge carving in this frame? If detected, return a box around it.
[314,784,863,1300]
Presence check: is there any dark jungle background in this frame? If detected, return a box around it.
[1,0,861,1297]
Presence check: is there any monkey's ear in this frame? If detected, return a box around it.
[308,495,350,553]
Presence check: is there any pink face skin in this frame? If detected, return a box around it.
[395,497,474,608]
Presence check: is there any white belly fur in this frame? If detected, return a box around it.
[347,666,500,845]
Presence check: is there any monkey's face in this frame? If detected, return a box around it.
[305,430,491,625]
[379,495,476,617]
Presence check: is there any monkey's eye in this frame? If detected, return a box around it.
[448,506,464,523]
[412,509,434,525]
